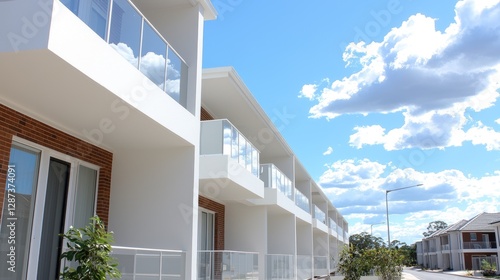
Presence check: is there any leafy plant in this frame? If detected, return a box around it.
[60,216,121,280]
[366,248,404,280]
[336,245,404,280]
[481,259,497,277]
[337,245,372,280]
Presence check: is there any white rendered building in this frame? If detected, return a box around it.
[0,0,347,279]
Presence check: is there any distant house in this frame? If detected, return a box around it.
[416,212,500,271]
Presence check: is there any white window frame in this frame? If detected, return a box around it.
[12,136,100,280]
[470,232,477,241]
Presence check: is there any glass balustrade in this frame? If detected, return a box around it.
[314,205,326,225]
[337,226,344,237]
[329,218,337,232]
[201,120,260,177]
[296,255,312,280]
[295,189,310,213]
[260,164,293,200]
[463,241,497,249]
[198,250,259,280]
[266,254,294,280]
[60,0,189,110]
[313,256,328,270]
[111,246,185,279]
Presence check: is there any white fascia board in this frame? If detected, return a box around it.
[186,0,217,20]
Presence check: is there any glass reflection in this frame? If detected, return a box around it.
[140,22,167,89]
[0,145,40,280]
[109,0,142,68]
[61,0,109,39]
[166,48,182,102]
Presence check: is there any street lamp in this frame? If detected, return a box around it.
[385,183,423,248]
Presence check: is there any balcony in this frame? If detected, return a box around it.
[248,163,297,211]
[313,205,328,233]
[199,120,264,201]
[337,226,344,242]
[1,0,202,150]
[266,254,295,280]
[198,250,259,280]
[297,255,312,280]
[111,246,185,279]
[60,0,189,110]
[314,256,329,276]
[463,241,497,249]
[441,244,450,251]
[295,189,310,213]
[314,206,327,225]
[329,218,338,238]
[260,164,293,200]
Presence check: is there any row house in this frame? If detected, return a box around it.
[416,212,500,272]
[0,0,348,279]
[199,67,348,279]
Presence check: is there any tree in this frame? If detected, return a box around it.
[398,243,417,266]
[422,221,448,237]
[349,232,385,251]
[389,240,406,249]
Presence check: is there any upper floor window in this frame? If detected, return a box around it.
[470,232,477,241]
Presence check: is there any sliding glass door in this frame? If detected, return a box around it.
[198,210,214,280]
[0,140,99,280]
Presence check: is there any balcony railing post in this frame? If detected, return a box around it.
[159,251,162,279]
[105,0,113,43]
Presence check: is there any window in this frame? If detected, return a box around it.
[470,233,477,241]
[0,139,99,279]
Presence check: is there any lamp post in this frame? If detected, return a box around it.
[385,183,423,248]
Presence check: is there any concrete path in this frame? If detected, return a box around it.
[402,272,420,280]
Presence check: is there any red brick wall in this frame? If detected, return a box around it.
[200,107,214,121]
[0,104,113,226]
[198,195,225,250]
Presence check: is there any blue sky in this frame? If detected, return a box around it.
[202,0,500,245]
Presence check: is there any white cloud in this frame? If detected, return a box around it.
[496,118,500,125]
[349,125,386,149]
[299,84,318,100]
[323,146,334,155]
[321,158,500,216]
[109,43,181,97]
[464,122,500,151]
[322,158,500,243]
[319,158,386,190]
[110,42,138,66]
[304,0,500,151]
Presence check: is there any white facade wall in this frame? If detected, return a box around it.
[0,0,212,278]
[0,0,350,277]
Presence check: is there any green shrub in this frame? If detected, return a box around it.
[481,259,497,277]
[60,216,121,280]
[336,245,404,280]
